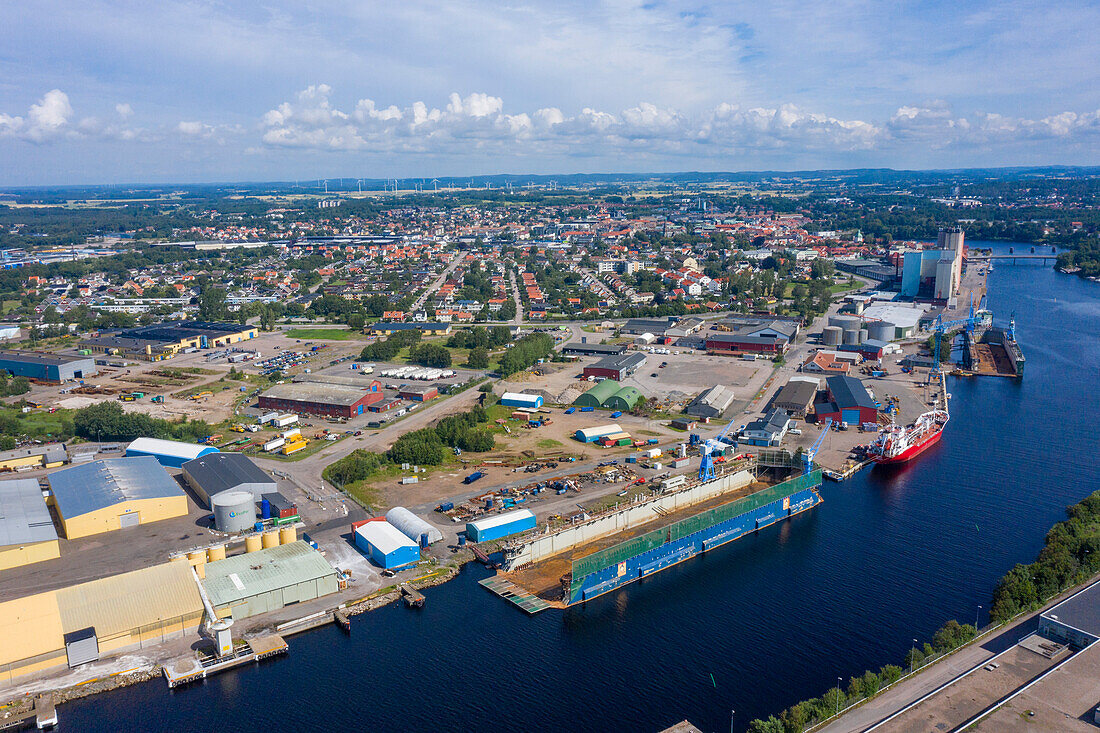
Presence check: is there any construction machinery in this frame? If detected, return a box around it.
[698,417,738,481]
[930,295,992,373]
[802,418,833,473]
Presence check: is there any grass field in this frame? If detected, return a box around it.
[536,438,563,449]
[285,327,370,341]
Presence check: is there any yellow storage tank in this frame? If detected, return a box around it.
[261,531,279,549]
[206,544,226,563]
[187,550,206,579]
[279,526,296,545]
[245,535,262,553]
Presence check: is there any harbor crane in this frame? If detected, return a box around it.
[930,295,990,373]
[802,418,833,474]
[698,417,739,481]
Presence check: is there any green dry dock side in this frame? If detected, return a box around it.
[570,470,823,581]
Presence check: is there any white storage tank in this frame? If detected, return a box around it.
[212,490,256,533]
[859,328,869,344]
[822,326,843,346]
[842,329,861,345]
[385,506,443,545]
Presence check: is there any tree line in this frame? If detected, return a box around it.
[322,404,495,491]
[747,620,976,732]
[498,332,555,376]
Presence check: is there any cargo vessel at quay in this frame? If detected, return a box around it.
[868,408,949,464]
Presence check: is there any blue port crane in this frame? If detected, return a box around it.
[930,295,989,372]
[802,418,833,474]
[698,416,739,481]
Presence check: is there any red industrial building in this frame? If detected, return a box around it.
[582,352,647,381]
[814,375,878,425]
[398,385,438,402]
[258,380,383,417]
[704,332,788,354]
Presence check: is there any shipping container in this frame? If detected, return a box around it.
[436,501,455,513]
[463,471,485,485]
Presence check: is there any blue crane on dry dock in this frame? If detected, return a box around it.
[931,295,990,373]
[698,416,739,481]
[802,418,834,474]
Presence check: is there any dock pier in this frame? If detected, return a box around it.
[163,635,288,688]
[399,583,425,608]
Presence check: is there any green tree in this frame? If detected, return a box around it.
[467,347,490,369]
[197,285,228,321]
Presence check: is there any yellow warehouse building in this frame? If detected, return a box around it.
[0,562,202,682]
[0,478,61,572]
[47,456,189,540]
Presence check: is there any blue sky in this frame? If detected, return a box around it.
[1,0,1098,184]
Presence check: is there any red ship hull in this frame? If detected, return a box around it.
[873,426,944,464]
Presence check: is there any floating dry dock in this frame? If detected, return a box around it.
[483,470,823,610]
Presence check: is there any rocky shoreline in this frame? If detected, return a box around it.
[1,557,472,715]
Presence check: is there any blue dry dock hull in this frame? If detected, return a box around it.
[569,487,822,604]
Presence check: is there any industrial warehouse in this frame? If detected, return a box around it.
[581,351,647,381]
[0,478,60,571]
[258,380,383,417]
[126,437,219,468]
[182,453,277,506]
[48,456,189,539]
[0,351,97,383]
[80,320,258,360]
[201,541,339,620]
[574,380,643,410]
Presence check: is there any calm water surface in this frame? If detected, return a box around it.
[62,245,1099,731]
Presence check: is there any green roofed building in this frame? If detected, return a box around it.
[603,386,642,411]
[574,379,620,408]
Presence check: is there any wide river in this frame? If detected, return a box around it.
[62,243,1098,731]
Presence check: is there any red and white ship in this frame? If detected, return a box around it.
[868,408,949,464]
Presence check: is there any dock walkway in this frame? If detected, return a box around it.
[163,635,287,688]
[479,576,553,615]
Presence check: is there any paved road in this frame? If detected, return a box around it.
[253,387,483,496]
[818,577,1100,733]
[411,254,464,311]
[508,269,524,325]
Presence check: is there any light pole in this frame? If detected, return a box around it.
[835,677,843,716]
[975,605,982,630]
[910,639,918,674]
[730,709,734,733]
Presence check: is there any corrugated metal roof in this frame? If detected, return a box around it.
[469,508,535,532]
[54,561,201,637]
[0,478,58,547]
[182,453,274,497]
[826,375,877,410]
[127,437,218,461]
[355,521,418,555]
[261,381,373,406]
[0,590,65,665]
[202,541,338,608]
[48,456,185,519]
[0,443,66,464]
[0,351,91,367]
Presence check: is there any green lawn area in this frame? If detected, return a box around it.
[830,279,862,293]
[285,327,370,341]
[1,300,20,315]
[2,406,76,439]
[536,438,563,449]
